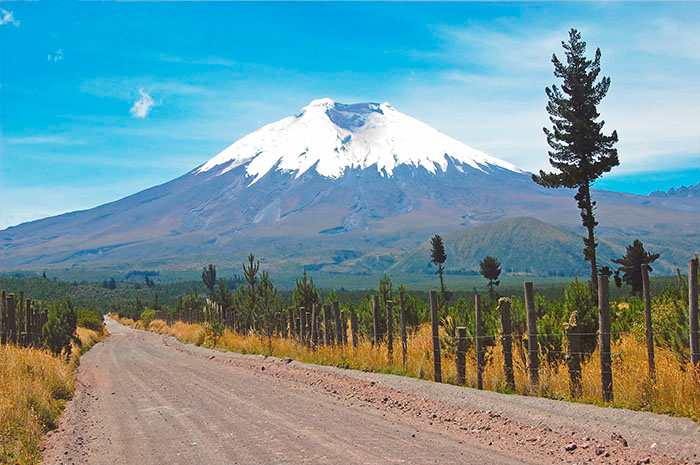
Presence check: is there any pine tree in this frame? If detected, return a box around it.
[430,234,452,305]
[378,273,394,307]
[243,254,259,301]
[430,234,447,294]
[479,256,502,301]
[293,269,319,311]
[533,28,619,295]
[612,240,660,296]
[256,271,282,349]
[233,254,260,331]
[202,264,217,295]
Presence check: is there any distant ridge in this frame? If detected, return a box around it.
[650,182,700,199]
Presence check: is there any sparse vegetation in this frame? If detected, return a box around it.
[1,311,107,465]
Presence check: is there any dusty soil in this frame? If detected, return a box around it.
[42,318,700,465]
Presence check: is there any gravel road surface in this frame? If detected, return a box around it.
[42,318,700,464]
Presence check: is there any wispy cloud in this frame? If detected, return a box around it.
[396,17,700,179]
[81,77,210,100]
[5,135,85,145]
[435,23,569,73]
[0,8,19,27]
[159,53,236,68]
[130,88,155,118]
[47,49,64,63]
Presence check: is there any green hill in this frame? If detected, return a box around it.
[390,217,623,277]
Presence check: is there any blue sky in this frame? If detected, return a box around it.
[1,2,698,229]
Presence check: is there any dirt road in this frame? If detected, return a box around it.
[42,318,700,465]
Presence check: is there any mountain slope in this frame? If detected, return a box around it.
[1,99,697,275]
[389,217,622,276]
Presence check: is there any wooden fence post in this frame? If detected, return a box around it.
[399,290,407,369]
[598,274,613,402]
[40,308,48,342]
[299,307,306,345]
[498,298,515,392]
[1,290,6,345]
[350,310,358,348]
[475,295,484,390]
[372,295,380,346]
[28,300,36,346]
[323,304,331,345]
[25,298,32,348]
[29,300,39,346]
[524,282,539,389]
[689,257,699,368]
[306,308,312,347]
[430,291,442,383]
[566,312,582,398]
[456,327,466,386]
[287,308,294,339]
[18,291,24,346]
[7,294,17,344]
[311,304,319,349]
[641,264,656,380]
[333,301,342,345]
[341,311,348,346]
[386,301,394,361]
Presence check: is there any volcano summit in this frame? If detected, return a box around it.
[197,98,522,182]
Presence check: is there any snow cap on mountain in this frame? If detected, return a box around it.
[196,98,522,184]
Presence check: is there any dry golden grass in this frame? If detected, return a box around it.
[115,315,700,422]
[0,327,108,465]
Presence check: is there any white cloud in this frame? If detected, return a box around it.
[47,49,64,63]
[130,88,156,118]
[391,18,700,178]
[0,8,19,27]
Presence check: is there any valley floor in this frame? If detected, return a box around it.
[42,318,700,465]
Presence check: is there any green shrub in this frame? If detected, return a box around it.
[43,299,78,357]
[77,308,103,332]
[140,309,157,327]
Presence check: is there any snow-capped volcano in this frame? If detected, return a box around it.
[2,98,696,276]
[197,98,522,184]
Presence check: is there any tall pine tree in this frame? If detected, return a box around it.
[533,29,619,295]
